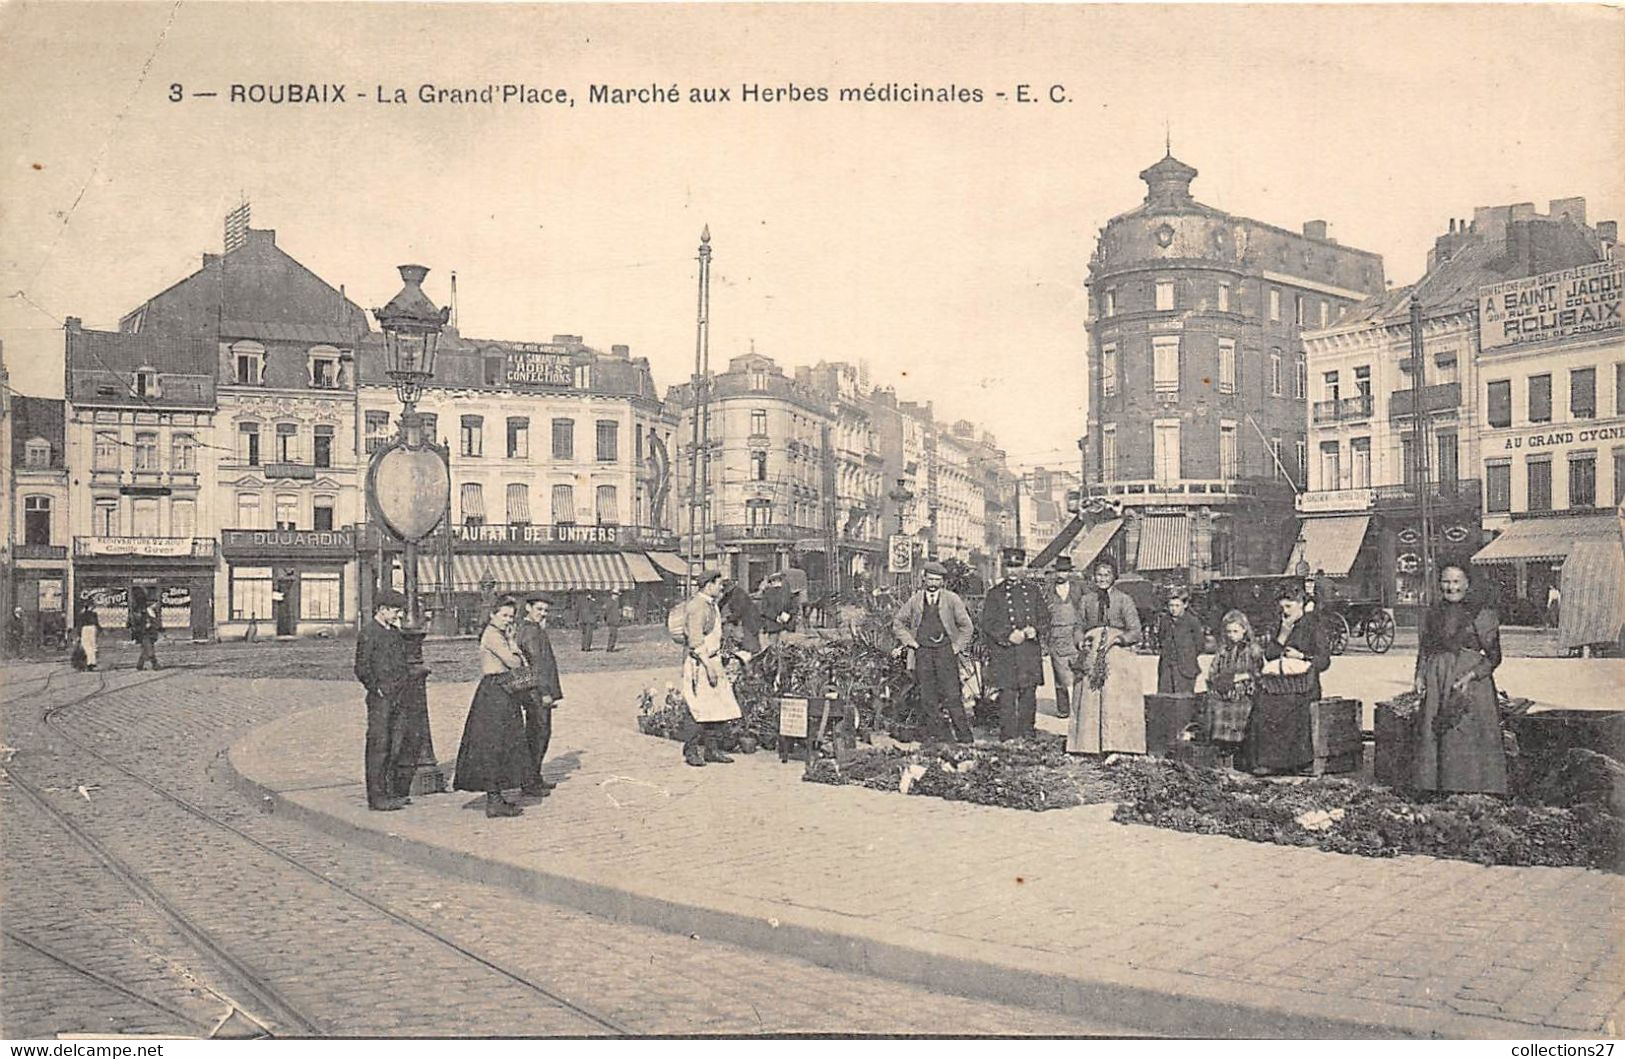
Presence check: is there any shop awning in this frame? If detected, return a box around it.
[1069,518,1123,571]
[1135,516,1189,572]
[1283,515,1371,578]
[647,552,691,578]
[1472,514,1619,565]
[419,552,636,593]
[505,484,530,524]
[459,483,485,520]
[622,552,664,584]
[1558,538,1625,652]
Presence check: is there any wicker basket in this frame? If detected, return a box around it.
[1258,670,1315,696]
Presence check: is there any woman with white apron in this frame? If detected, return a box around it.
[680,570,743,767]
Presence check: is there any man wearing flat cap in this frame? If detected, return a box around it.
[984,549,1047,740]
[353,589,412,811]
[515,593,564,795]
[891,560,976,742]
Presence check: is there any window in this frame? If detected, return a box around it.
[230,567,274,621]
[238,422,261,465]
[1155,280,1175,311]
[551,418,574,459]
[551,484,574,524]
[312,425,333,469]
[236,492,261,528]
[94,431,120,470]
[506,483,530,525]
[1295,354,1307,399]
[131,498,159,537]
[460,483,485,527]
[171,433,195,472]
[1319,442,1341,489]
[309,347,341,388]
[23,496,51,546]
[746,499,772,528]
[1217,340,1236,394]
[1153,421,1180,484]
[750,371,768,392]
[134,367,158,398]
[1271,436,1284,480]
[171,499,195,539]
[596,485,619,525]
[596,421,619,462]
[750,409,767,437]
[1529,374,1552,423]
[133,432,159,472]
[300,573,342,620]
[1099,344,1118,397]
[1351,437,1372,489]
[1487,380,1512,428]
[364,411,391,454]
[506,417,529,459]
[573,364,592,390]
[1437,432,1459,489]
[93,499,118,537]
[1319,300,1330,327]
[275,494,299,531]
[1103,289,1117,317]
[752,451,768,482]
[232,343,264,386]
[1486,462,1512,513]
[483,357,503,387]
[1101,424,1117,479]
[419,413,438,447]
[1435,354,1459,386]
[1217,284,1230,313]
[1616,448,1625,505]
[1571,367,1597,419]
[1296,439,1308,483]
[1294,293,1305,326]
[1569,453,1597,508]
[1354,365,1372,397]
[1617,363,1625,416]
[24,438,49,467]
[312,497,334,532]
[1219,421,1238,479]
[460,415,484,458]
[1152,336,1180,393]
[275,423,298,464]
[1323,371,1341,402]
[1269,349,1282,396]
[1527,457,1552,512]
[1269,289,1281,322]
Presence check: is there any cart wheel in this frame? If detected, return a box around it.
[1329,612,1351,655]
[1366,609,1395,654]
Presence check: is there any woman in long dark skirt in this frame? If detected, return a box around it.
[453,596,534,818]
[1247,584,1331,775]
[1411,564,1508,795]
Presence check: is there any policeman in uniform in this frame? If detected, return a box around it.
[983,548,1047,740]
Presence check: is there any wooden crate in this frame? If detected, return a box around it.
[1143,693,1199,757]
[1373,699,1416,788]
[1167,741,1223,770]
[1310,697,1363,776]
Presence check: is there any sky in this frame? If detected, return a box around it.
[2,3,1622,472]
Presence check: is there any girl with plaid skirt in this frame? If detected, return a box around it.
[1204,609,1263,765]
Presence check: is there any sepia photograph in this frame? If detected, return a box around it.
[0,0,1622,1042]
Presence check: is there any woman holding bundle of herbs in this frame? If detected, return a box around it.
[1067,559,1145,755]
[1411,564,1508,796]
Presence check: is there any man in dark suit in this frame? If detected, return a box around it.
[760,572,796,646]
[891,561,976,743]
[352,589,412,811]
[515,594,565,795]
[603,590,623,652]
[983,550,1047,740]
[575,591,600,651]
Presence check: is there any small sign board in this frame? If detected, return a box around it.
[776,697,809,738]
[887,534,914,574]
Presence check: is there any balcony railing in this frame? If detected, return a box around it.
[1389,382,1462,420]
[1088,478,1298,501]
[1373,478,1482,506]
[715,523,801,541]
[1313,394,1375,424]
[1312,400,1340,425]
[13,543,68,561]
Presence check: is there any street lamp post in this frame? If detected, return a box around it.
[368,263,453,797]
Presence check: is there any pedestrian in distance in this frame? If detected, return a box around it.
[760,572,796,647]
[514,594,564,796]
[453,596,534,817]
[603,590,622,652]
[1546,582,1562,631]
[6,607,26,658]
[983,552,1046,741]
[1156,585,1204,694]
[1411,564,1509,796]
[352,589,413,811]
[74,599,100,671]
[678,570,743,767]
[891,560,976,743]
[132,599,163,671]
[576,590,600,651]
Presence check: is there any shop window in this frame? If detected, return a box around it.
[133,432,159,472]
[1527,458,1552,512]
[1153,337,1180,394]
[506,417,529,459]
[1571,367,1597,419]
[24,496,51,545]
[94,431,120,470]
[1217,340,1236,394]
[1529,374,1552,424]
[1568,453,1597,509]
[596,421,619,462]
[1100,344,1118,397]
[312,498,334,532]
[275,423,299,464]
[230,567,274,621]
[236,492,261,529]
[313,425,334,468]
[551,418,574,460]
[300,573,343,621]
[460,415,484,458]
[1487,380,1512,428]
[24,438,50,467]
[1486,462,1511,513]
[238,422,261,466]
[275,494,299,531]
[506,483,530,525]
[171,433,196,472]
[596,485,619,525]
[551,484,574,524]
[231,342,265,386]
[1155,280,1175,311]
[131,498,159,537]
[93,499,118,537]
[172,499,196,538]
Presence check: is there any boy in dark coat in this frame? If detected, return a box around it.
[1156,586,1205,694]
[353,590,412,811]
[515,594,565,794]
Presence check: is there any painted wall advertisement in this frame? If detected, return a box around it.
[505,349,576,388]
[1480,260,1623,351]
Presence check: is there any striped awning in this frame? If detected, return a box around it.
[647,552,690,578]
[1283,515,1370,578]
[1559,538,1625,651]
[459,483,485,520]
[1135,516,1190,572]
[419,552,635,592]
[1070,518,1123,570]
[622,552,663,584]
[505,484,530,524]
[1473,514,1618,565]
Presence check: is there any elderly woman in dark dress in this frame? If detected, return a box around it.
[1411,564,1508,795]
[453,596,534,818]
[1248,583,1331,775]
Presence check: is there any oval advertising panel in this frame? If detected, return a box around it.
[369,444,450,542]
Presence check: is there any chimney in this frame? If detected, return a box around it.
[65,316,82,332]
[1549,197,1587,227]
[1302,220,1328,241]
[1595,220,1617,245]
[203,253,220,268]
[611,344,629,359]
[552,334,582,346]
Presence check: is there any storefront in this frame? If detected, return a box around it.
[72,537,216,640]
[1473,511,1624,646]
[9,546,70,648]
[218,528,357,639]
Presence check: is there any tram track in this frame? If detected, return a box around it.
[9,666,629,1037]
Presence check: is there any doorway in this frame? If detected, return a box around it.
[274,570,297,637]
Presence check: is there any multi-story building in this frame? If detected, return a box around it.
[797,361,888,591]
[0,343,11,632]
[1298,200,1612,620]
[1470,255,1624,647]
[954,422,1015,579]
[1084,152,1387,582]
[1019,465,1082,559]
[6,393,70,648]
[64,320,219,638]
[934,426,986,568]
[357,331,680,625]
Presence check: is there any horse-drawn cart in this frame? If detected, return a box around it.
[1200,574,1395,654]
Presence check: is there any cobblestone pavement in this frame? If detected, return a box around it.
[0,656,1124,1039]
[232,654,1625,1038]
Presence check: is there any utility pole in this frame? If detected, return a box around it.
[821,421,839,612]
[1410,294,1434,607]
[686,227,711,593]
[1013,472,1024,553]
